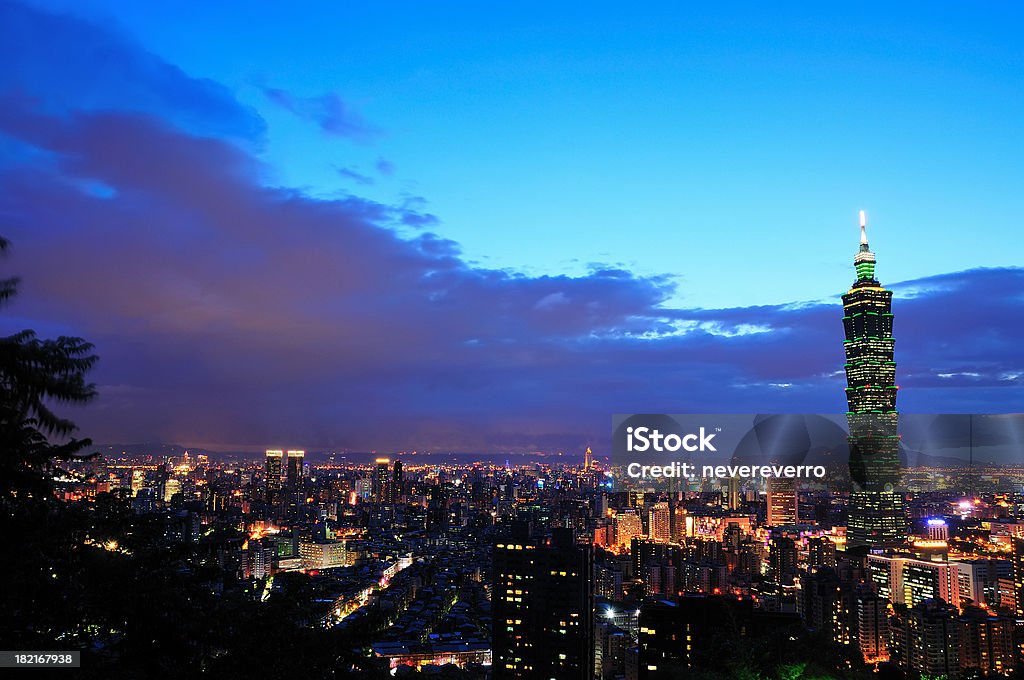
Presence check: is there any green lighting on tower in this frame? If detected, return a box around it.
[842,210,906,551]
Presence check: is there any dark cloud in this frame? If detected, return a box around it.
[376,158,396,176]
[262,87,378,141]
[1,0,1020,452]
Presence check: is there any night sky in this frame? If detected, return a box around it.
[1,1,1022,452]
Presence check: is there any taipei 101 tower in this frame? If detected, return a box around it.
[842,211,906,550]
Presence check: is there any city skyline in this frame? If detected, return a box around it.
[1,1,1022,452]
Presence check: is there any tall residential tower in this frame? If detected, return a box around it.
[842,211,906,549]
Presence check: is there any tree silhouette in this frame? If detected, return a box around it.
[0,236,98,510]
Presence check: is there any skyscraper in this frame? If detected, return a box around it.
[390,459,403,503]
[286,449,304,488]
[1011,537,1024,616]
[492,528,594,679]
[766,477,798,526]
[373,457,390,503]
[265,449,283,504]
[843,211,906,550]
[726,477,742,511]
[648,502,671,543]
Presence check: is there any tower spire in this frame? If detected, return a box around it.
[853,210,876,282]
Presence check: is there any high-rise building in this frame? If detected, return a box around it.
[767,477,798,526]
[130,468,146,497]
[853,584,889,664]
[648,502,671,543]
[1011,537,1024,616]
[866,554,959,608]
[265,449,283,504]
[807,536,837,569]
[614,511,643,548]
[768,536,798,585]
[492,528,594,679]
[797,567,851,645]
[958,605,1016,675]
[245,538,274,579]
[286,449,304,488]
[843,212,906,550]
[373,457,390,503]
[163,477,181,503]
[726,477,742,511]
[889,599,960,678]
[390,459,403,503]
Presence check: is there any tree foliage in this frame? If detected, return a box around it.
[0,236,98,508]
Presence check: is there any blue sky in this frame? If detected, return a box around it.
[31,0,1024,307]
[2,1,1022,450]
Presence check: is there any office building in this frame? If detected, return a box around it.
[373,457,390,503]
[767,477,798,526]
[842,212,906,550]
[286,449,304,488]
[265,449,283,504]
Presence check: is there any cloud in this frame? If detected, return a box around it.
[0,1,264,145]
[1,0,1021,452]
[336,166,375,185]
[262,87,378,141]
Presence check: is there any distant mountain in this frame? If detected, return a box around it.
[90,443,565,465]
[901,448,990,468]
[92,442,245,459]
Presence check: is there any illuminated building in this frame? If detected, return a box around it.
[843,211,906,550]
[286,449,304,488]
[265,449,283,504]
[889,599,959,678]
[926,517,949,541]
[648,502,670,543]
[1011,537,1024,616]
[807,536,836,569]
[595,563,625,600]
[766,477,798,526]
[853,585,889,663]
[958,605,1015,676]
[298,539,348,570]
[390,459,403,503]
[163,477,181,503]
[768,536,798,585]
[130,468,145,497]
[867,554,959,607]
[492,528,594,679]
[726,477,742,511]
[796,567,851,645]
[355,477,372,501]
[953,559,1002,606]
[613,511,643,548]
[372,641,492,672]
[245,538,274,579]
[373,457,390,503]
